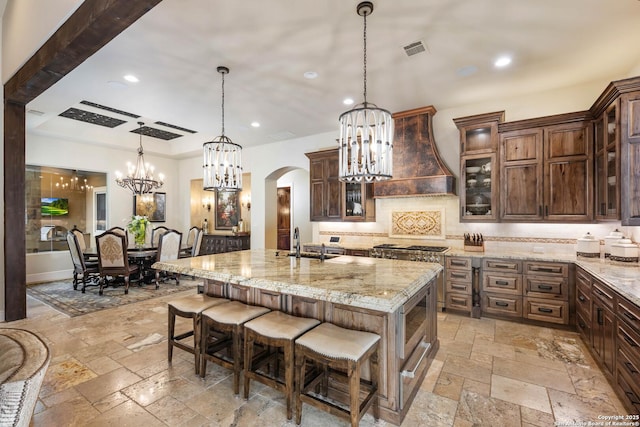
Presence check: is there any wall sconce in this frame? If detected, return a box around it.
[202,197,212,212]
[242,194,251,211]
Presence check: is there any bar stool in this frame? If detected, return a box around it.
[199,301,271,394]
[167,293,229,374]
[243,311,320,419]
[294,323,380,427]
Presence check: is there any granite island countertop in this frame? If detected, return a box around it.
[153,249,442,313]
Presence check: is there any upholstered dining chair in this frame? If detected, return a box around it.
[191,228,203,257]
[151,225,170,247]
[95,230,139,295]
[66,232,99,293]
[186,226,200,247]
[154,229,182,288]
[107,226,128,247]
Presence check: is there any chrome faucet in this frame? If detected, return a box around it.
[293,227,300,258]
[320,243,326,262]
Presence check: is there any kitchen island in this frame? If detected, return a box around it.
[153,249,442,424]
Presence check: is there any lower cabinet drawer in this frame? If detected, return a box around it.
[446,292,472,312]
[482,293,522,318]
[446,281,472,295]
[616,348,640,414]
[525,276,568,300]
[446,269,472,282]
[576,309,591,343]
[523,297,569,324]
[483,274,522,295]
[576,284,592,321]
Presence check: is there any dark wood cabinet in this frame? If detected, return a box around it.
[497,114,593,222]
[591,279,616,377]
[620,91,640,225]
[306,149,375,222]
[201,234,250,255]
[544,122,593,222]
[454,112,504,222]
[500,128,543,221]
[594,101,620,220]
[307,149,342,221]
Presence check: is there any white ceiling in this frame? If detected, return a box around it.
[26,0,640,159]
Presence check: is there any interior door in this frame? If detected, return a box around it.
[277,187,291,250]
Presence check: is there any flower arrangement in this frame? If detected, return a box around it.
[126,215,149,247]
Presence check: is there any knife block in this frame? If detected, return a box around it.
[464,243,484,252]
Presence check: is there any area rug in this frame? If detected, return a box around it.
[27,277,202,317]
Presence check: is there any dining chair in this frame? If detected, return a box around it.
[107,226,128,247]
[95,230,139,295]
[66,232,99,293]
[186,226,200,247]
[154,229,182,288]
[71,225,97,262]
[191,228,204,257]
[151,226,170,247]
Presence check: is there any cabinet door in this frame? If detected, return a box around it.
[621,92,640,225]
[500,129,544,221]
[325,156,342,219]
[460,153,498,222]
[342,181,375,222]
[308,151,342,221]
[544,122,593,221]
[596,101,620,220]
[592,299,616,376]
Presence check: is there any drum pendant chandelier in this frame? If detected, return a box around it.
[203,66,243,192]
[338,1,393,182]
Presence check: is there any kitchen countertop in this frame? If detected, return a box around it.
[153,249,442,313]
[446,248,640,307]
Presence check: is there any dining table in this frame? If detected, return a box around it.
[83,244,192,284]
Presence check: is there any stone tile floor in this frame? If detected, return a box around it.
[4,290,629,426]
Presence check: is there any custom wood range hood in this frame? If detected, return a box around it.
[374,106,456,198]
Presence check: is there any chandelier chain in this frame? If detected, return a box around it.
[221,70,225,136]
[363,10,368,105]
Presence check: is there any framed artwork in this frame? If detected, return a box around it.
[133,192,166,222]
[215,190,239,230]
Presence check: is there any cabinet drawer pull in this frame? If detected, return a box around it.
[537,307,553,313]
[492,263,513,269]
[530,266,560,273]
[624,311,639,323]
[451,272,467,278]
[578,295,586,302]
[495,301,509,307]
[537,284,553,291]
[578,321,586,329]
[625,361,639,375]
[495,280,509,286]
[622,332,638,347]
[451,285,467,291]
[451,260,467,266]
[625,391,640,405]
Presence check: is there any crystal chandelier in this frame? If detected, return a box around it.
[203,66,243,192]
[115,122,164,195]
[338,1,393,182]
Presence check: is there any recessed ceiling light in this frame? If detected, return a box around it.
[494,56,512,68]
[343,98,354,105]
[303,71,318,79]
[251,122,260,128]
[123,74,139,83]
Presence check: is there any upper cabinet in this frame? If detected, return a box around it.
[306,149,375,222]
[454,112,504,222]
[591,76,640,225]
[499,115,593,222]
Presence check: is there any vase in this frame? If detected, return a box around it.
[134,226,146,248]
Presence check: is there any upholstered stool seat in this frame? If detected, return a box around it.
[294,322,380,427]
[200,301,271,394]
[243,311,320,419]
[167,293,229,374]
[0,328,51,427]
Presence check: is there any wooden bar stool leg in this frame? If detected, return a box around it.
[168,309,176,362]
[349,361,359,427]
[243,331,254,400]
[232,324,242,394]
[371,349,380,421]
[295,351,305,426]
[284,340,294,420]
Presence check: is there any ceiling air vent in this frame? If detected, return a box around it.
[403,41,427,57]
[131,125,181,141]
[155,121,197,134]
[79,100,140,118]
[59,108,126,128]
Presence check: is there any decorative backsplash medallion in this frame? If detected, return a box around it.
[390,210,444,239]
